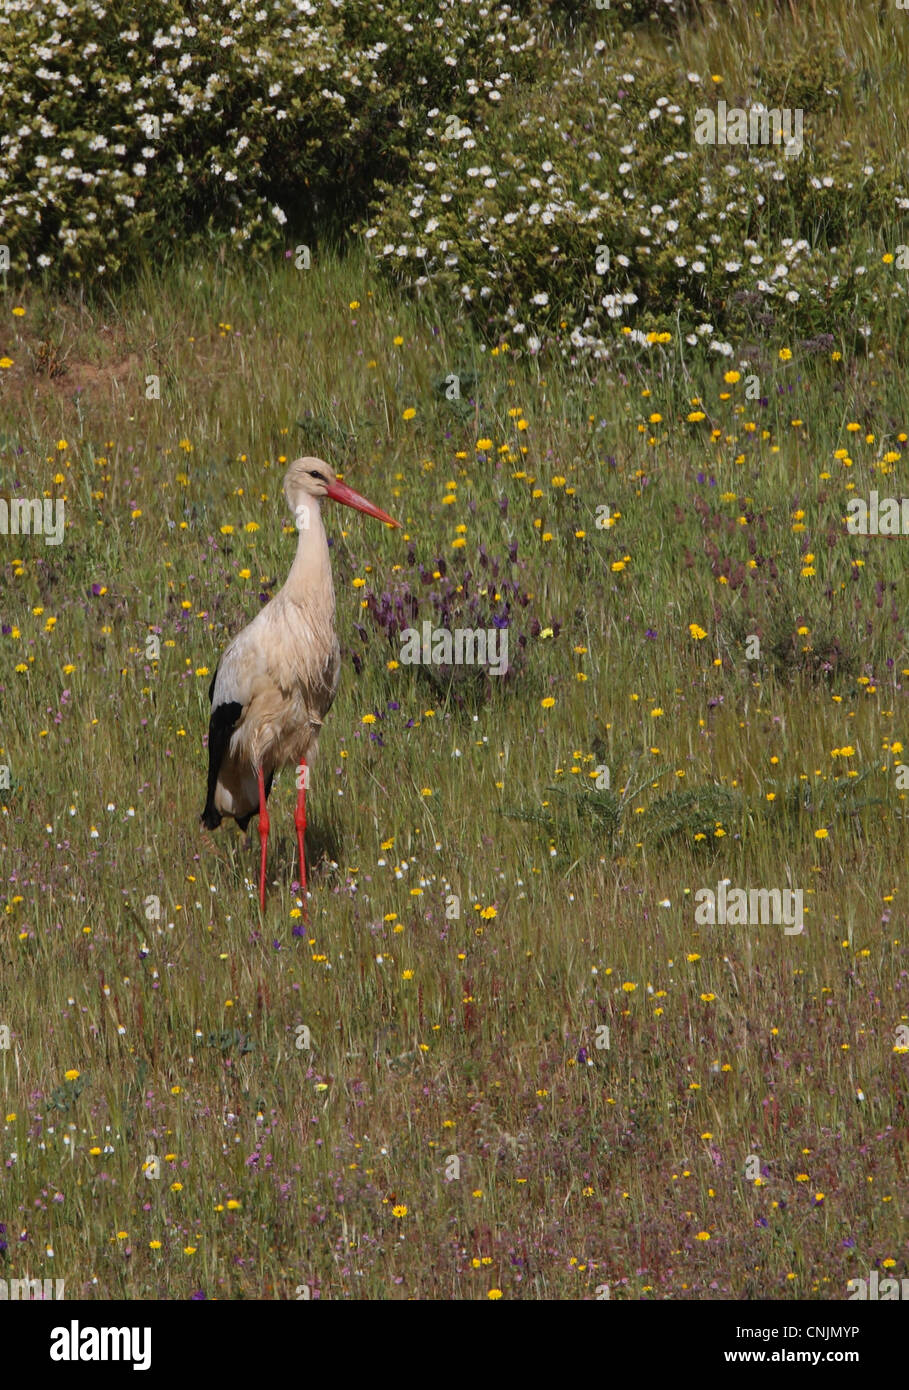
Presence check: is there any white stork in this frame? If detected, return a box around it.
[201,456,400,910]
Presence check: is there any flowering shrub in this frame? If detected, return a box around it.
[0,0,538,280]
[365,37,909,359]
[525,0,688,30]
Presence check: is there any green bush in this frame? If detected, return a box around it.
[364,36,909,359]
[519,0,691,33]
[0,0,538,281]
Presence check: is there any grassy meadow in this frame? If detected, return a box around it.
[1,0,907,1301]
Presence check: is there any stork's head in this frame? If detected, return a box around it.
[283,456,401,529]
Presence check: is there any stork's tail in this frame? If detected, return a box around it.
[200,772,274,832]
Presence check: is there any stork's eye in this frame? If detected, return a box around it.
[308,470,322,479]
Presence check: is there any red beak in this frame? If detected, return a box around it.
[325,478,401,528]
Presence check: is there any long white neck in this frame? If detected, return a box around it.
[280,498,336,621]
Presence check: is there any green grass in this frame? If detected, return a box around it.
[0,5,907,1302]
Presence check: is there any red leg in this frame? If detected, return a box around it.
[294,760,308,910]
[257,765,269,912]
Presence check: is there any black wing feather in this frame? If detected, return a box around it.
[200,656,275,831]
[201,698,243,829]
